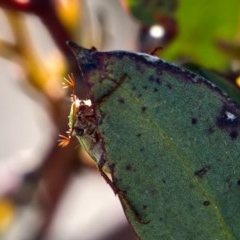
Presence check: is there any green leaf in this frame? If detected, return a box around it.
[183,63,240,105]
[162,0,240,69]
[68,42,240,240]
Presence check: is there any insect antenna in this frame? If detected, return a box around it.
[58,134,71,147]
[63,73,75,90]
[58,73,78,147]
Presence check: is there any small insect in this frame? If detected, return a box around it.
[58,74,108,169]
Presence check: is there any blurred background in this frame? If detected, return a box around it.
[0,0,239,239]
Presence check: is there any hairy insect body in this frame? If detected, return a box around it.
[74,102,104,166]
[59,74,109,170]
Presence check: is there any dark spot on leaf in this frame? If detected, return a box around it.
[135,63,145,74]
[117,98,125,104]
[150,188,157,195]
[237,179,240,186]
[188,203,194,209]
[191,118,198,125]
[195,165,211,177]
[167,83,173,89]
[149,75,161,85]
[120,188,127,194]
[142,85,148,90]
[140,147,144,152]
[136,133,142,137]
[113,177,118,184]
[142,106,147,113]
[207,127,215,135]
[226,177,233,191]
[125,164,132,171]
[108,162,115,172]
[216,105,240,139]
[142,205,148,210]
[203,201,210,206]
[153,88,158,92]
[189,183,194,189]
[230,131,238,140]
[217,107,239,127]
[84,62,99,73]
[138,94,142,98]
[162,179,166,184]
[99,111,106,124]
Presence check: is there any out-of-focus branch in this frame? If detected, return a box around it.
[0,40,18,59]
[0,0,79,75]
[4,11,67,126]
